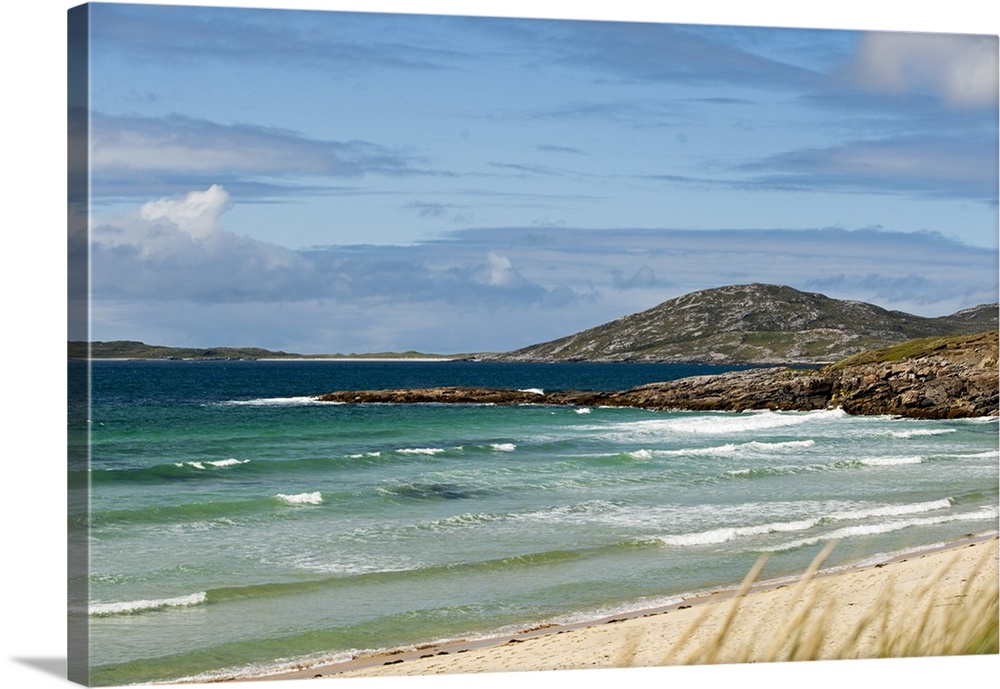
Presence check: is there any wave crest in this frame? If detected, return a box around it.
[90,592,207,616]
[275,492,323,505]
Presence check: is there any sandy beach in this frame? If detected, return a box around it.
[254,536,998,684]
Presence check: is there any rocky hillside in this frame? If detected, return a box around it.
[492,284,998,364]
[317,331,999,419]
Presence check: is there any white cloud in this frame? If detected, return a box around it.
[852,32,998,107]
[93,185,237,259]
[485,251,519,287]
[138,185,232,241]
[91,185,311,299]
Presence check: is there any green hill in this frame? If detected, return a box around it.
[68,341,299,360]
[493,283,999,364]
[69,341,458,360]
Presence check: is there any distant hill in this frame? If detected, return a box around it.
[491,283,999,364]
[68,341,299,360]
[69,341,455,360]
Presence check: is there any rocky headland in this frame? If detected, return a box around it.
[316,331,999,419]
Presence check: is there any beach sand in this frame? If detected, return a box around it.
[254,536,997,684]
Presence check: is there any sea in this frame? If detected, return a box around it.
[72,359,999,686]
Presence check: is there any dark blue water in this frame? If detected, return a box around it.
[88,359,760,404]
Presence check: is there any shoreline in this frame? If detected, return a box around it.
[79,357,460,362]
[221,534,998,684]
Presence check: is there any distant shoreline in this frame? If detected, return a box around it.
[257,357,459,362]
[68,340,471,362]
[75,356,461,362]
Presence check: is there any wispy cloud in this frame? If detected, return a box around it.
[92,113,419,177]
[534,144,589,155]
[506,19,826,90]
[90,4,469,74]
[735,135,998,202]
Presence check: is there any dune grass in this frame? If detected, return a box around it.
[628,541,999,669]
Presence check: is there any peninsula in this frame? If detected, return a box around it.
[317,331,999,420]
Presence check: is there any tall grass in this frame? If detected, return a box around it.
[637,540,999,668]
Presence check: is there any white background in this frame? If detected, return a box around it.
[3,1,998,688]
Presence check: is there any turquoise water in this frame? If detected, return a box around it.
[76,360,999,686]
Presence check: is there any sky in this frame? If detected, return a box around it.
[72,0,999,354]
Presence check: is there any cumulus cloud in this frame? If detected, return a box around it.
[851,32,998,108]
[484,251,520,287]
[91,185,313,300]
[137,185,232,241]
[90,187,579,309]
[94,185,234,256]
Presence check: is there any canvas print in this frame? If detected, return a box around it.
[67,2,999,686]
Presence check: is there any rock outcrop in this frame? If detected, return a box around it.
[825,331,999,418]
[316,332,999,420]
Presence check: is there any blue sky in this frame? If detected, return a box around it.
[75,0,999,354]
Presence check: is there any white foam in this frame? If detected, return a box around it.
[518,388,545,395]
[656,499,953,548]
[858,455,923,466]
[590,408,845,439]
[208,458,250,468]
[724,465,802,477]
[957,449,1000,459]
[224,396,324,406]
[889,428,957,439]
[669,408,844,434]
[428,511,507,528]
[575,407,592,414]
[491,443,517,452]
[654,439,816,458]
[177,650,358,684]
[746,439,816,451]
[397,447,446,455]
[174,459,248,470]
[275,492,323,505]
[767,506,999,552]
[89,591,207,616]
[665,443,740,456]
[658,518,820,546]
[830,499,952,521]
[511,500,622,525]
